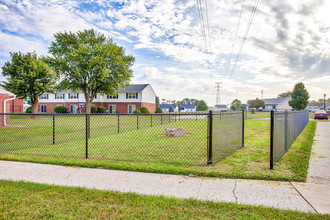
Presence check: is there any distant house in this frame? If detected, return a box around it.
[261,97,291,111]
[38,84,157,114]
[213,104,228,112]
[159,104,178,112]
[307,103,329,111]
[180,104,196,112]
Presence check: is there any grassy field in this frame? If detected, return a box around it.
[246,111,270,119]
[1,114,208,165]
[0,180,327,219]
[0,112,317,181]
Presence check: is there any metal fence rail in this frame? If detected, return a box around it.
[270,110,309,169]
[0,111,244,166]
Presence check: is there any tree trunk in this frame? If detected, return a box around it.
[86,99,91,114]
[31,99,38,118]
[31,100,38,114]
[85,91,91,114]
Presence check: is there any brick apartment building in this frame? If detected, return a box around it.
[0,86,24,126]
[37,84,157,113]
[0,86,24,113]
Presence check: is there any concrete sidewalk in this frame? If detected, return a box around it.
[0,122,329,214]
[0,160,329,214]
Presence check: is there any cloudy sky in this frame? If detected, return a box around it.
[0,0,329,105]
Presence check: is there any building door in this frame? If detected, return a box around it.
[70,105,77,113]
[128,105,136,114]
[40,105,47,113]
[109,105,116,114]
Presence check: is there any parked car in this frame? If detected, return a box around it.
[314,110,328,120]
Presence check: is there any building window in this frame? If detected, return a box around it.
[39,94,49,100]
[40,105,47,113]
[68,93,79,99]
[107,94,118,99]
[126,93,138,99]
[128,105,136,113]
[55,93,65,99]
[109,105,117,114]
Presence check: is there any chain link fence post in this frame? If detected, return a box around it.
[117,114,120,134]
[207,110,213,165]
[270,110,274,170]
[53,115,55,145]
[284,110,288,151]
[242,110,244,148]
[137,114,139,130]
[86,114,88,159]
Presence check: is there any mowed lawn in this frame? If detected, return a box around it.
[0,114,208,165]
[0,114,316,181]
[1,180,327,219]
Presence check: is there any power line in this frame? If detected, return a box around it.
[228,0,260,79]
[224,0,245,79]
[196,0,215,92]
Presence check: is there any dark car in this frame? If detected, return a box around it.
[314,110,328,120]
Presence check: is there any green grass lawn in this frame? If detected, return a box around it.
[246,111,270,119]
[0,112,316,181]
[0,180,327,219]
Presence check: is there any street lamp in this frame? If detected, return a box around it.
[324,94,326,110]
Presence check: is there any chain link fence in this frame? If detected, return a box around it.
[0,112,244,166]
[270,110,309,169]
[208,111,244,164]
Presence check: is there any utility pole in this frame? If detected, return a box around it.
[261,89,263,99]
[215,82,222,105]
[324,94,326,110]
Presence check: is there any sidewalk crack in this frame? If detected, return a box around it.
[233,180,238,203]
[289,182,318,214]
[64,169,80,180]
[196,179,203,199]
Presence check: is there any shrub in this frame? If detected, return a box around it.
[133,110,141,114]
[25,107,32,113]
[54,105,66,113]
[91,106,97,113]
[140,107,150,114]
[169,105,174,112]
[156,107,163,113]
[98,106,106,113]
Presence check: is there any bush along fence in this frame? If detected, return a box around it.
[270,110,309,169]
[0,111,244,166]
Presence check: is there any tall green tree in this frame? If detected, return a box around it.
[169,105,174,112]
[176,101,182,112]
[155,96,160,109]
[289,82,309,110]
[277,91,292,98]
[47,29,135,113]
[230,99,242,110]
[196,100,208,111]
[1,52,56,113]
[247,98,265,109]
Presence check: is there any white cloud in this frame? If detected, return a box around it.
[0,0,329,104]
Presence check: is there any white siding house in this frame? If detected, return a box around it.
[159,104,178,112]
[261,97,291,111]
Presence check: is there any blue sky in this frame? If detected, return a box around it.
[0,0,329,105]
